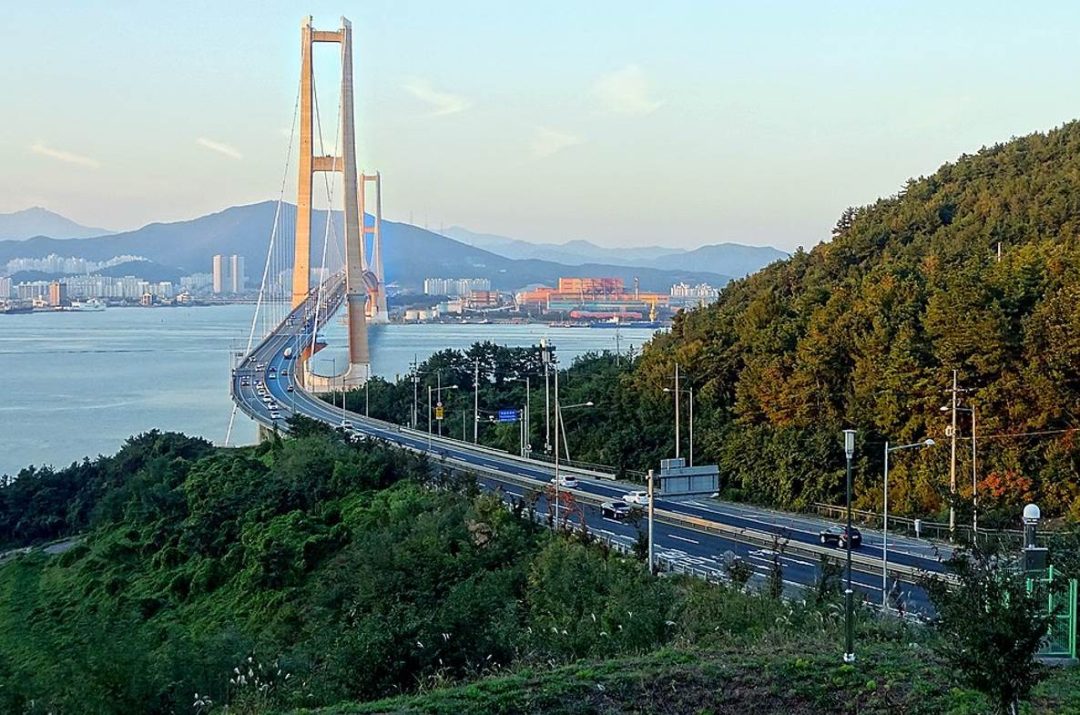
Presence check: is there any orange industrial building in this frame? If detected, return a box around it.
[515,277,668,316]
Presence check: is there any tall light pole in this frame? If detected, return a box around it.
[473,357,480,444]
[883,438,934,609]
[647,468,655,574]
[542,339,552,454]
[843,428,856,664]
[664,384,694,466]
[674,363,681,460]
[556,399,594,464]
[410,355,419,429]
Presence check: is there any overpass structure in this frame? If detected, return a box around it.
[230,16,949,614]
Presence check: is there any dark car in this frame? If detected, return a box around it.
[819,525,862,548]
[600,502,631,520]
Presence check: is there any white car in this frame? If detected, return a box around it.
[551,476,578,488]
[269,411,281,420]
[340,420,353,429]
[623,491,650,505]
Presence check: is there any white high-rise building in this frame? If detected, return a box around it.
[212,254,246,294]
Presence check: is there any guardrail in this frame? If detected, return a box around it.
[430,451,942,584]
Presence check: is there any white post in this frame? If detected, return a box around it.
[473,358,479,444]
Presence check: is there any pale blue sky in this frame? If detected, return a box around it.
[3,1,1080,250]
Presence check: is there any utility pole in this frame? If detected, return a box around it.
[674,363,681,460]
[473,358,479,443]
[949,370,958,539]
[971,404,978,534]
[437,372,442,437]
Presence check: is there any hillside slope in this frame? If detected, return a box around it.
[633,121,1080,519]
[0,207,112,240]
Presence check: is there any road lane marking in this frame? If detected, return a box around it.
[667,534,701,545]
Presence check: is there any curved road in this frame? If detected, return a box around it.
[232,281,945,614]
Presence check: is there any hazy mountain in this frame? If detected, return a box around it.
[443,226,681,265]
[0,207,113,240]
[651,243,788,278]
[442,225,786,277]
[0,202,730,292]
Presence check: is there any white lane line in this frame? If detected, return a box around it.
[668,534,700,545]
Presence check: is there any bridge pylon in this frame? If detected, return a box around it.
[360,171,389,323]
[293,15,369,387]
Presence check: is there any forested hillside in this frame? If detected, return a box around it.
[351,124,1080,525]
[634,122,1080,521]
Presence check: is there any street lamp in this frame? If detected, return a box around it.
[556,400,594,462]
[883,438,934,609]
[552,396,594,526]
[843,428,856,664]
[663,385,694,466]
[941,404,978,534]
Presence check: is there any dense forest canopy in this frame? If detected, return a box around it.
[636,121,1080,520]
[342,123,1080,524]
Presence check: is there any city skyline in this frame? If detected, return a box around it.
[4,2,1080,252]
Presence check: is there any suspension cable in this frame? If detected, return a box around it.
[225,73,301,446]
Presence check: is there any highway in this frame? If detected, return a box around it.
[232,281,945,615]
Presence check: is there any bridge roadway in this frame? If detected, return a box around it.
[232,285,945,614]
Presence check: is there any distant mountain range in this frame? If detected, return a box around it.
[0,203,732,292]
[442,226,787,278]
[0,207,113,241]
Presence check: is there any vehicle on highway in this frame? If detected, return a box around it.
[270,411,281,420]
[819,525,862,548]
[286,385,294,392]
[551,476,578,488]
[600,502,631,519]
[281,369,288,375]
[340,419,353,429]
[623,490,650,505]
[283,347,293,359]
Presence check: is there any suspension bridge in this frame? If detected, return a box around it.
[224,15,955,616]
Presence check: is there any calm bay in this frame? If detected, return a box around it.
[0,305,657,476]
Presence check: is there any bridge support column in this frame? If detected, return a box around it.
[291,15,371,379]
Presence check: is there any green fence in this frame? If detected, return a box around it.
[1028,566,1078,659]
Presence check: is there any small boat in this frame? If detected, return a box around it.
[70,298,106,312]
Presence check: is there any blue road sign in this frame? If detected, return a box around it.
[497,409,520,423]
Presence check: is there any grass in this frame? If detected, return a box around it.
[280,640,1080,715]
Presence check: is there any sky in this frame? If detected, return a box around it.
[3,1,1080,251]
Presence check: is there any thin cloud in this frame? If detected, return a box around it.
[402,79,471,117]
[196,137,243,160]
[593,65,664,115]
[30,141,100,168]
[531,126,583,159]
